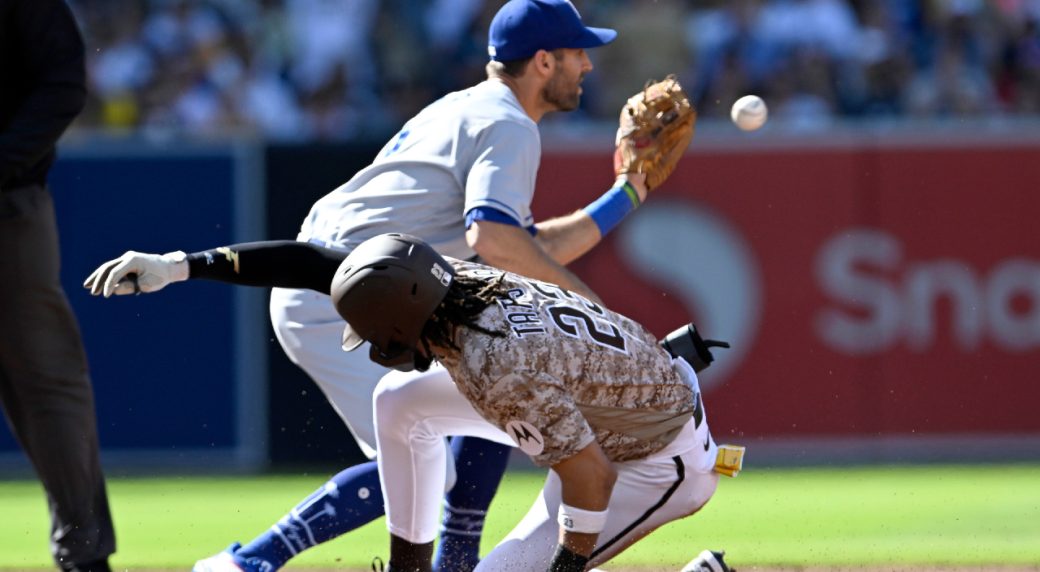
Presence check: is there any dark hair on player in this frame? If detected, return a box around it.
[417,273,508,364]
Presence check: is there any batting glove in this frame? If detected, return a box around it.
[83,250,189,297]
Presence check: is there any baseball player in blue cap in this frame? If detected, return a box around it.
[487,0,617,62]
[84,2,689,572]
[85,0,719,568]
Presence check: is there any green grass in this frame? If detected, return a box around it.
[1,465,1038,570]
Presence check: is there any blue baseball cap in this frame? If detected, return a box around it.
[488,0,617,62]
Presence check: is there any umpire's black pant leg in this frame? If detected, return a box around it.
[0,185,116,569]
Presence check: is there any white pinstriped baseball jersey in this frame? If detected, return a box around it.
[297,80,540,259]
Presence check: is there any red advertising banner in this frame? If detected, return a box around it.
[533,141,1040,443]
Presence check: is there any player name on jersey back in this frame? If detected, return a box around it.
[441,261,698,466]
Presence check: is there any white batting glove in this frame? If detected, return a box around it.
[83,250,189,298]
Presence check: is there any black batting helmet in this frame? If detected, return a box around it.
[331,233,455,371]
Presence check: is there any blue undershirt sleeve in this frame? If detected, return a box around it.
[465,206,538,236]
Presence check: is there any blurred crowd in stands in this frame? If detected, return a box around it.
[71,0,1040,140]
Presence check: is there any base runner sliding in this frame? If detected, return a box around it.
[86,233,744,572]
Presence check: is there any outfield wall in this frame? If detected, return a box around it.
[0,125,1036,472]
[0,138,269,474]
[533,125,1040,464]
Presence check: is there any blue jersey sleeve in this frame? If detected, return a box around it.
[465,206,538,236]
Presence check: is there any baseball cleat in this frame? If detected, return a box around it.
[681,549,733,572]
[192,542,270,572]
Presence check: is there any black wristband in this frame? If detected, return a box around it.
[547,544,589,572]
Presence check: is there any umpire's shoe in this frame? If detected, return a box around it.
[681,549,734,572]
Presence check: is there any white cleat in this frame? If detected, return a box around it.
[681,549,733,572]
[193,542,250,572]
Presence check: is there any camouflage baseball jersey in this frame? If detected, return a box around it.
[437,260,698,467]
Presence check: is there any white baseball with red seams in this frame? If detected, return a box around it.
[730,95,768,131]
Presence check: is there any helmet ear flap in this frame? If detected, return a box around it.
[368,343,417,372]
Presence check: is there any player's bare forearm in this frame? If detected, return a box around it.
[533,210,601,265]
[533,173,650,264]
[551,441,617,556]
[467,220,603,303]
[534,174,647,268]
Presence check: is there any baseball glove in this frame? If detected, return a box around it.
[613,75,696,192]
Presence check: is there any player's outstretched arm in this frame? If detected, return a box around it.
[84,250,189,297]
[84,240,347,298]
[529,172,646,269]
[468,219,604,303]
[540,76,694,259]
[533,79,693,266]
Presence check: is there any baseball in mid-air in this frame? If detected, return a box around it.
[730,95,768,131]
